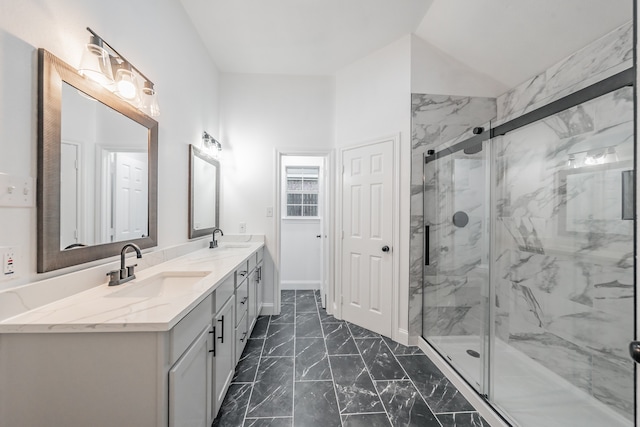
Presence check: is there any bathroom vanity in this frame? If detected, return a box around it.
[0,242,264,427]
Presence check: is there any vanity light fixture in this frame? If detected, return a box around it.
[202,131,222,157]
[77,27,160,116]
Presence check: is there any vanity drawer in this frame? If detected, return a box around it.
[170,293,213,364]
[235,280,248,327]
[235,311,248,363]
[248,252,257,274]
[236,262,249,285]
[215,274,235,313]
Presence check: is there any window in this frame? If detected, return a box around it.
[286,167,319,217]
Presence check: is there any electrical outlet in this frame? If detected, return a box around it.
[239,222,246,233]
[3,247,15,276]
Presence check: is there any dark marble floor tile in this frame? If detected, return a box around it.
[329,355,383,414]
[356,338,408,380]
[296,290,316,297]
[294,381,341,427]
[314,289,322,301]
[436,412,489,427]
[375,380,441,426]
[341,413,391,427]
[318,307,343,324]
[244,418,293,427]
[263,323,295,357]
[233,338,264,382]
[296,292,317,313]
[397,355,474,413]
[247,357,294,418]
[213,383,252,427]
[271,303,295,324]
[347,322,381,339]
[323,322,359,355]
[296,312,323,337]
[295,337,331,381]
[251,316,270,338]
[382,336,422,355]
[281,290,296,303]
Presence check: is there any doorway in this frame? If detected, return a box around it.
[276,152,333,312]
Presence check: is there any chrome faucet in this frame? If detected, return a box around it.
[106,243,143,286]
[210,228,224,249]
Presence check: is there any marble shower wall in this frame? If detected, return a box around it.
[490,20,634,421]
[409,95,496,339]
[412,20,634,421]
[493,68,634,422]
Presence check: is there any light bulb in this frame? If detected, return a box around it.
[114,65,138,100]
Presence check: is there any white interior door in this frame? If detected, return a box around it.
[341,139,394,337]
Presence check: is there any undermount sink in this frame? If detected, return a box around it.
[106,271,211,298]
[220,244,251,249]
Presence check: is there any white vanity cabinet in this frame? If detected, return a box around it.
[248,247,264,332]
[169,326,212,427]
[0,244,266,427]
[213,292,235,413]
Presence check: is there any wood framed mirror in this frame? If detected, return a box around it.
[37,49,158,272]
[188,145,220,239]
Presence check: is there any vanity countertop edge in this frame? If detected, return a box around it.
[0,242,264,334]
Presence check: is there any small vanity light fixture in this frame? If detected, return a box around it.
[202,131,222,157]
[78,27,160,116]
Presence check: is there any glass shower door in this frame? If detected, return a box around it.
[490,85,635,427]
[423,129,491,393]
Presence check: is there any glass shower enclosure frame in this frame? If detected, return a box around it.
[422,68,636,427]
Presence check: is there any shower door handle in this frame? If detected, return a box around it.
[425,225,430,266]
[629,341,640,363]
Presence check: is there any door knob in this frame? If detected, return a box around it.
[382,246,390,252]
[316,235,322,238]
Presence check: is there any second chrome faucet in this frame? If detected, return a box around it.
[210,228,224,249]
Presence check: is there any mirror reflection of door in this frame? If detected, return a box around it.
[111,152,148,242]
[101,151,148,243]
[60,82,149,249]
[60,142,81,250]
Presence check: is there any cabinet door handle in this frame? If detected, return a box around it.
[257,266,261,282]
[240,296,248,305]
[209,326,216,356]
[217,316,224,343]
[239,271,247,277]
[240,331,247,343]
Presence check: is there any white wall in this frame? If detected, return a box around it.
[410,35,506,97]
[0,0,220,289]
[219,73,334,310]
[335,35,412,342]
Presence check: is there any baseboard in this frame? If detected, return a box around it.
[395,327,410,346]
[260,303,276,316]
[280,280,320,290]
[417,338,510,427]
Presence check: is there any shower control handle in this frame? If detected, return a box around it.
[382,246,390,253]
[629,341,640,363]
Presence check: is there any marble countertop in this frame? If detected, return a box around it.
[0,242,263,333]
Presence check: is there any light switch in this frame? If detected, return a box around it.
[239,222,246,233]
[266,207,273,217]
[0,173,35,207]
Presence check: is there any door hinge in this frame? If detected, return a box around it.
[341,295,344,305]
[341,230,344,239]
[342,165,345,174]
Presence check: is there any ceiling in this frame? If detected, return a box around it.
[180,0,632,87]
